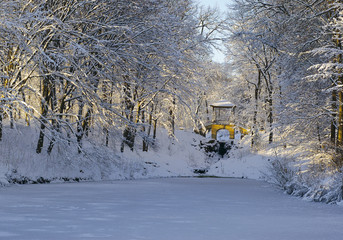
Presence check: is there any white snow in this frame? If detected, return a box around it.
[122,130,270,180]
[1,178,343,240]
[0,126,271,183]
[210,100,235,108]
[207,136,270,179]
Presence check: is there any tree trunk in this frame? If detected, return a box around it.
[145,115,152,151]
[76,103,91,154]
[334,23,343,148]
[36,76,50,154]
[47,82,57,155]
[102,82,109,147]
[331,89,337,143]
[21,90,30,126]
[83,109,91,138]
[338,91,343,144]
[121,125,135,152]
[168,97,176,138]
[205,93,210,122]
[317,123,322,145]
[0,107,3,141]
[144,103,155,151]
[76,100,84,154]
[9,105,14,129]
[267,87,273,144]
[142,108,148,152]
[105,128,109,147]
[153,119,157,140]
[121,82,136,152]
[251,69,262,147]
[66,119,71,146]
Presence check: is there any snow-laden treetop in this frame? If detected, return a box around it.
[210,100,235,108]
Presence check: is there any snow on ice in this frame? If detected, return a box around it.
[1,178,343,240]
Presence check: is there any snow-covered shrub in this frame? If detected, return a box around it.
[301,171,343,204]
[0,164,9,186]
[267,148,343,204]
[267,156,297,188]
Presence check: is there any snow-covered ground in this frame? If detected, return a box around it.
[1,178,343,240]
[0,126,270,184]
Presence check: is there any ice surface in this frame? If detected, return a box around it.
[1,178,343,240]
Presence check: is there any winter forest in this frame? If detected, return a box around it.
[1,0,343,204]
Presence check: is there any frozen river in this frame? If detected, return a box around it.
[0,178,343,240]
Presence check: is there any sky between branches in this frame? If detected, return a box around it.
[196,0,232,62]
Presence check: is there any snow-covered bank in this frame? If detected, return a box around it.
[207,137,270,179]
[1,178,343,240]
[233,133,343,205]
[0,123,270,186]
[0,124,208,185]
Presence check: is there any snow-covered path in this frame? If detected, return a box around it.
[0,178,343,240]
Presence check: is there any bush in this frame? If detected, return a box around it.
[267,156,297,188]
[268,154,343,204]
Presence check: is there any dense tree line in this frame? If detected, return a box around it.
[227,0,337,153]
[226,0,343,202]
[0,0,220,154]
